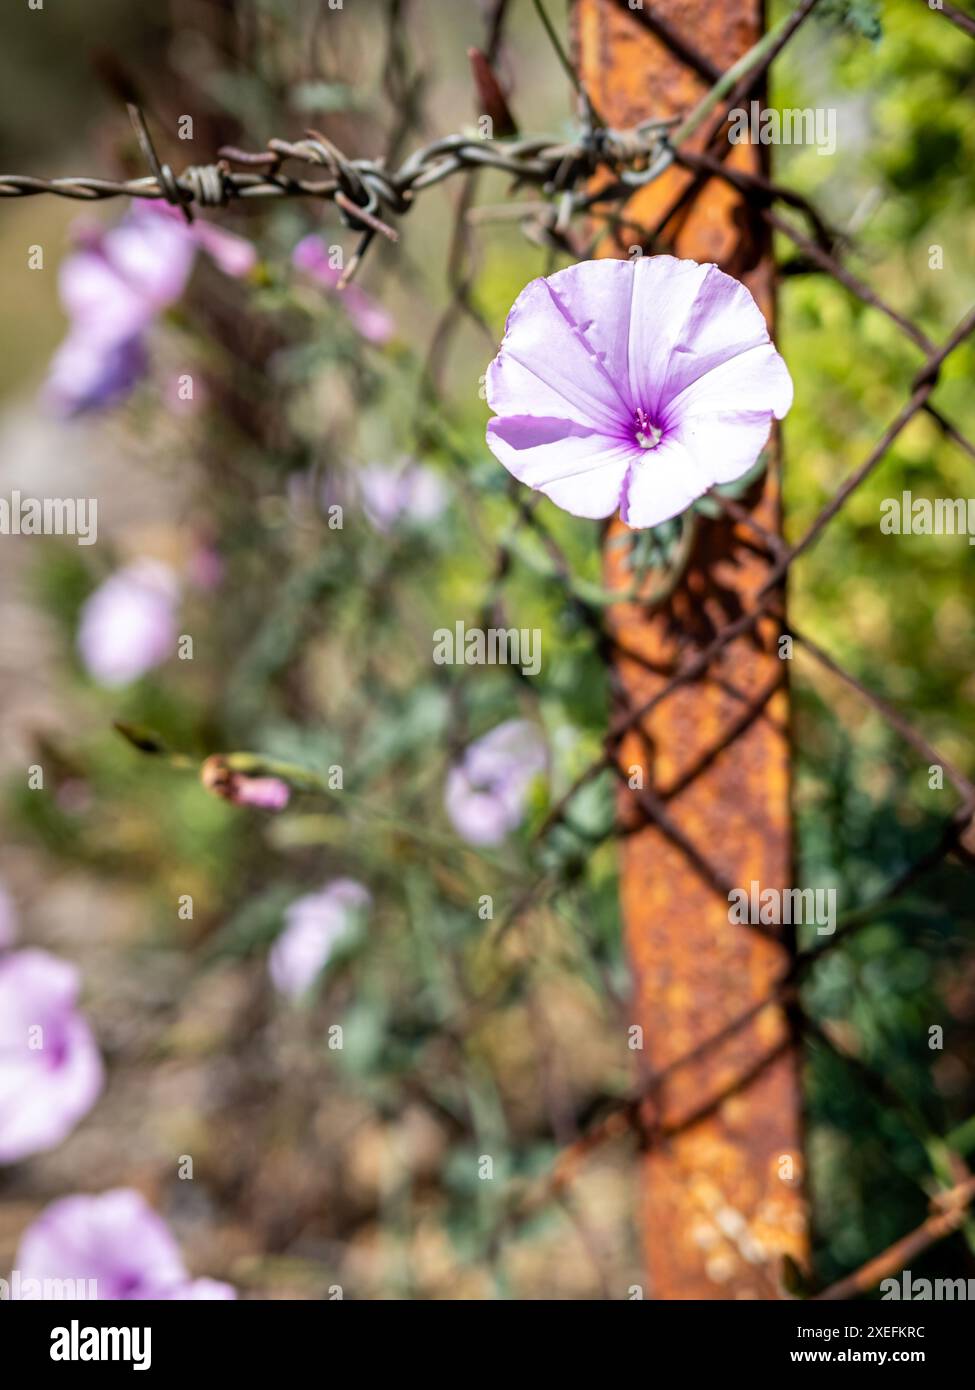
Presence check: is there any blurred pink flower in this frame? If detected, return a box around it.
[182,213,258,279]
[0,950,103,1164]
[199,757,291,812]
[16,1189,236,1300]
[485,255,792,528]
[358,459,448,533]
[77,560,179,688]
[44,332,149,417]
[46,203,255,416]
[0,882,17,949]
[58,209,196,337]
[292,235,395,344]
[445,719,547,847]
[229,776,291,811]
[270,878,371,1000]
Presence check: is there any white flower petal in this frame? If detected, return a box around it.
[487,415,634,519]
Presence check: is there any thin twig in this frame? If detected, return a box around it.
[814,1176,975,1300]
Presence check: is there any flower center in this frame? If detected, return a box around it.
[634,406,662,451]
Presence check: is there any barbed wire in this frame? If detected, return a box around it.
[0,122,679,209]
[0,98,683,286]
[0,3,811,284]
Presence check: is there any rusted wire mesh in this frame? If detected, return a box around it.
[4,0,973,1300]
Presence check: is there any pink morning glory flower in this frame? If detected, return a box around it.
[269,878,371,1001]
[77,560,179,688]
[0,950,103,1164]
[292,234,395,344]
[444,719,547,847]
[16,1189,236,1300]
[485,255,792,528]
[45,203,255,416]
[358,459,448,533]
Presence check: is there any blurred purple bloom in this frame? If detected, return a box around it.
[270,878,371,1000]
[358,459,448,533]
[292,235,395,344]
[77,560,179,688]
[0,950,103,1164]
[59,211,195,335]
[16,1189,236,1300]
[199,757,291,813]
[46,203,255,416]
[485,255,792,528]
[445,719,547,847]
[45,331,149,417]
[0,882,17,949]
[229,776,291,811]
[186,216,258,279]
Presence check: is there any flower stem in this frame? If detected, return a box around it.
[530,0,582,98]
[671,5,810,148]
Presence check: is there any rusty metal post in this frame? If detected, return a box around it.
[574,0,808,1297]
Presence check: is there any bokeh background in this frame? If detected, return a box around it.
[0,0,973,1299]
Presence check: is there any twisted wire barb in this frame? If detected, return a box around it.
[0,105,679,287]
